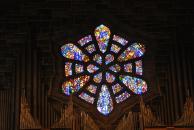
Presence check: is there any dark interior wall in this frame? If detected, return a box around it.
[0,0,194,129]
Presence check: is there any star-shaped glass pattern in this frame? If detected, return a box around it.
[60,25,147,116]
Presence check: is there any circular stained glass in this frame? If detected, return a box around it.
[60,24,148,115]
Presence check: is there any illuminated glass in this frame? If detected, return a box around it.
[85,44,96,54]
[87,85,97,94]
[120,75,147,94]
[135,60,143,75]
[60,25,147,116]
[79,92,95,104]
[97,85,113,115]
[87,64,99,73]
[106,72,115,83]
[93,73,102,83]
[105,54,114,65]
[93,54,102,65]
[118,43,145,61]
[65,62,72,76]
[61,44,89,62]
[124,63,132,73]
[113,35,128,46]
[75,64,83,74]
[112,83,123,94]
[110,44,121,53]
[115,91,130,103]
[95,25,110,53]
[109,64,121,73]
[78,35,92,46]
[62,75,90,95]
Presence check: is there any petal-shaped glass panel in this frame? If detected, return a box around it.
[119,75,147,94]
[94,25,111,53]
[135,60,143,75]
[61,44,89,62]
[78,35,92,46]
[65,62,72,76]
[115,91,130,103]
[87,64,99,73]
[93,73,102,83]
[97,85,113,115]
[106,72,115,83]
[118,43,145,61]
[93,54,102,65]
[62,75,90,95]
[113,35,128,46]
[109,64,121,73]
[105,54,114,65]
[87,84,97,94]
[79,92,95,104]
[75,64,84,74]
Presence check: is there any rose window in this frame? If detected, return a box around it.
[60,25,147,115]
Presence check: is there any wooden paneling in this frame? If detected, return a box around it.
[0,90,12,130]
[145,128,194,130]
[145,128,166,130]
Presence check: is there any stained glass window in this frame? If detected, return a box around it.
[135,60,143,75]
[113,35,128,46]
[109,64,121,73]
[119,75,147,94]
[65,62,72,76]
[105,54,114,65]
[95,25,110,53]
[110,44,121,53]
[79,92,95,104]
[93,73,102,83]
[124,63,132,73]
[97,85,113,115]
[87,64,99,73]
[112,83,123,94]
[60,24,147,115]
[61,75,90,96]
[87,85,97,94]
[93,54,102,65]
[75,64,84,74]
[85,44,96,54]
[115,91,130,103]
[78,35,92,46]
[106,72,115,83]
